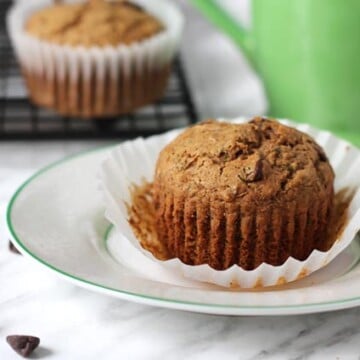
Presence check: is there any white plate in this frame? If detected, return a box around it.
[100,119,360,288]
[6,146,360,316]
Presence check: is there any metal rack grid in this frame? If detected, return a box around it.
[0,1,198,140]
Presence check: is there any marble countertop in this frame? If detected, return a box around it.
[1,1,360,359]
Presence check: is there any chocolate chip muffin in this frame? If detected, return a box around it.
[8,0,182,117]
[153,117,335,270]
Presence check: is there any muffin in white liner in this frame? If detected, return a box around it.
[100,118,360,288]
[7,0,183,118]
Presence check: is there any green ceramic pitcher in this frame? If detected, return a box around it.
[191,0,360,145]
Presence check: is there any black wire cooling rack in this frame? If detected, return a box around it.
[0,1,198,140]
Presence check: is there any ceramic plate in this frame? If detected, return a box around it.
[6,146,360,316]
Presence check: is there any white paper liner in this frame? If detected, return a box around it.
[6,0,183,116]
[100,118,360,288]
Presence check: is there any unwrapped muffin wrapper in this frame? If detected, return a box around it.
[100,118,360,288]
[7,0,183,117]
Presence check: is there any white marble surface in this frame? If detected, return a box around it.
[1,1,360,359]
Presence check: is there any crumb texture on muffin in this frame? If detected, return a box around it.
[153,117,335,270]
[26,0,163,47]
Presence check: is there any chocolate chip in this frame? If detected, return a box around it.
[249,116,267,124]
[238,159,263,182]
[8,241,21,255]
[317,147,328,162]
[123,1,143,11]
[6,335,40,358]
[218,150,230,161]
[305,139,328,162]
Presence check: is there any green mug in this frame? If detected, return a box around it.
[191,0,360,145]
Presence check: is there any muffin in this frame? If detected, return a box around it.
[7,0,183,117]
[153,117,335,270]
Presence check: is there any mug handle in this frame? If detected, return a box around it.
[190,0,256,68]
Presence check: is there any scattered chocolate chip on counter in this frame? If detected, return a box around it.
[8,241,21,255]
[6,335,40,358]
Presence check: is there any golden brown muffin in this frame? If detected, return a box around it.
[12,0,175,118]
[153,117,335,270]
[26,0,163,47]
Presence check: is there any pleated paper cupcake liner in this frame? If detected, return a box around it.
[100,118,360,288]
[7,0,183,117]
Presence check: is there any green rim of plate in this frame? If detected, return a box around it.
[6,144,360,312]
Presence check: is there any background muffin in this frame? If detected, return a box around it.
[7,0,183,118]
[153,117,335,270]
[26,1,163,47]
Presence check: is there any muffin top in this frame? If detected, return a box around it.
[25,0,164,47]
[155,117,334,206]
